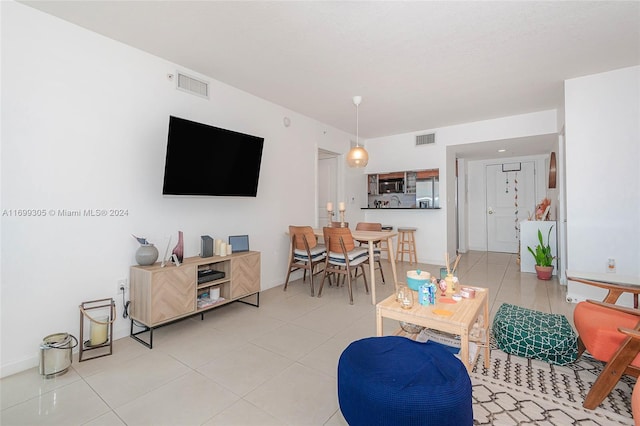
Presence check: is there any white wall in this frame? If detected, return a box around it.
[363,111,558,265]
[456,158,468,252]
[343,161,367,226]
[565,66,640,301]
[465,155,548,252]
[0,2,357,377]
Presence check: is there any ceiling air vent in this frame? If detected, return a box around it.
[416,133,435,146]
[176,72,209,99]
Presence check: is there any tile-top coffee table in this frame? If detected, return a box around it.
[375,287,490,372]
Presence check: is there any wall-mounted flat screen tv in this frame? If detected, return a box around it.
[163,116,264,197]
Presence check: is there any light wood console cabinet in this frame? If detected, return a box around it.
[129,251,260,347]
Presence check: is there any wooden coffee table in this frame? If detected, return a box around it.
[375,287,490,372]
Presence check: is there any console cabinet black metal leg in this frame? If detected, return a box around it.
[236,292,260,308]
[130,320,153,349]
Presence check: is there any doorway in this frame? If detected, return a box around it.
[486,161,536,253]
[317,149,339,227]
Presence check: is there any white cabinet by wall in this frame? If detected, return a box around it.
[520,221,557,275]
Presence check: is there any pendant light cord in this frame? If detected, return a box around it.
[347,95,367,168]
[356,102,359,147]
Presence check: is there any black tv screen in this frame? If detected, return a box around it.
[162,116,264,197]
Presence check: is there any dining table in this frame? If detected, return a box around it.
[313,228,399,305]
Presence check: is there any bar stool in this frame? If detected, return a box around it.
[396,227,417,263]
[379,225,393,259]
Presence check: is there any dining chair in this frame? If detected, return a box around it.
[318,227,369,305]
[331,222,349,228]
[321,223,350,288]
[283,226,326,296]
[354,222,386,284]
[571,277,640,409]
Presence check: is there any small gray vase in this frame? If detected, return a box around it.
[136,244,159,266]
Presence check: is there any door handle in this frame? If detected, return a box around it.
[488,208,494,214]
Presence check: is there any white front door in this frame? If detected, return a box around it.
[317,153,338,227]
[486,162,536,253]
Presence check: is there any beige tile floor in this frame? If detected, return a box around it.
[1,251,574,425]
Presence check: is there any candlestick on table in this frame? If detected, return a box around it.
[339,206,346,227]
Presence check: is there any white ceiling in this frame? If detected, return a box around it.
[20,1,640,158]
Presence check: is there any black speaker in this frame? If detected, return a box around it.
[200,235,213,258]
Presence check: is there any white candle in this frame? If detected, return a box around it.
[90,316,108,346]
[220,243,227,256]
[326,202,333,211]
[215,239,222,255]
[210,287,220,300]
[338,202,345,211]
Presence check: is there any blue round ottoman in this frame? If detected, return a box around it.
[338,336,473,426]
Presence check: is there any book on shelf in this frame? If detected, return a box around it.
[197,297,225,309]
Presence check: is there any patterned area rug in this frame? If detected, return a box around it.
[470,348,634,425]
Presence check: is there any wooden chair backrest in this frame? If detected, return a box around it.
[356,222,382,232]
[289,226,317,251]
[323,227,355,253]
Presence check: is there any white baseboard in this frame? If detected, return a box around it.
[1,326,131,379]
[566,279,635,307]
[0,356,39,379]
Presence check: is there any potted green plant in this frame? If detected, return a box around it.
[527,225,555,280]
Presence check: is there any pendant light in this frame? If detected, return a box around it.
[346,95,368,168]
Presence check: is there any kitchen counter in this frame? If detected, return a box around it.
[361,207,441,210]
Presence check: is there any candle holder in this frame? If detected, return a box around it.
[327,210,335,227]
[79,298,115,362]
[396,285,414,310]
[339,209,346,227]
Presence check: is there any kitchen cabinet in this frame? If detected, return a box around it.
[368,174,378,195]
[406,172,416,194]
[367,168,439,209]
[378,172,405,180]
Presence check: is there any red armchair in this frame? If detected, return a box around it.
[620,328,640,425]
[571,277,640,410]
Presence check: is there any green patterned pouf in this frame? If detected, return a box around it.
[492,303,577,366]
